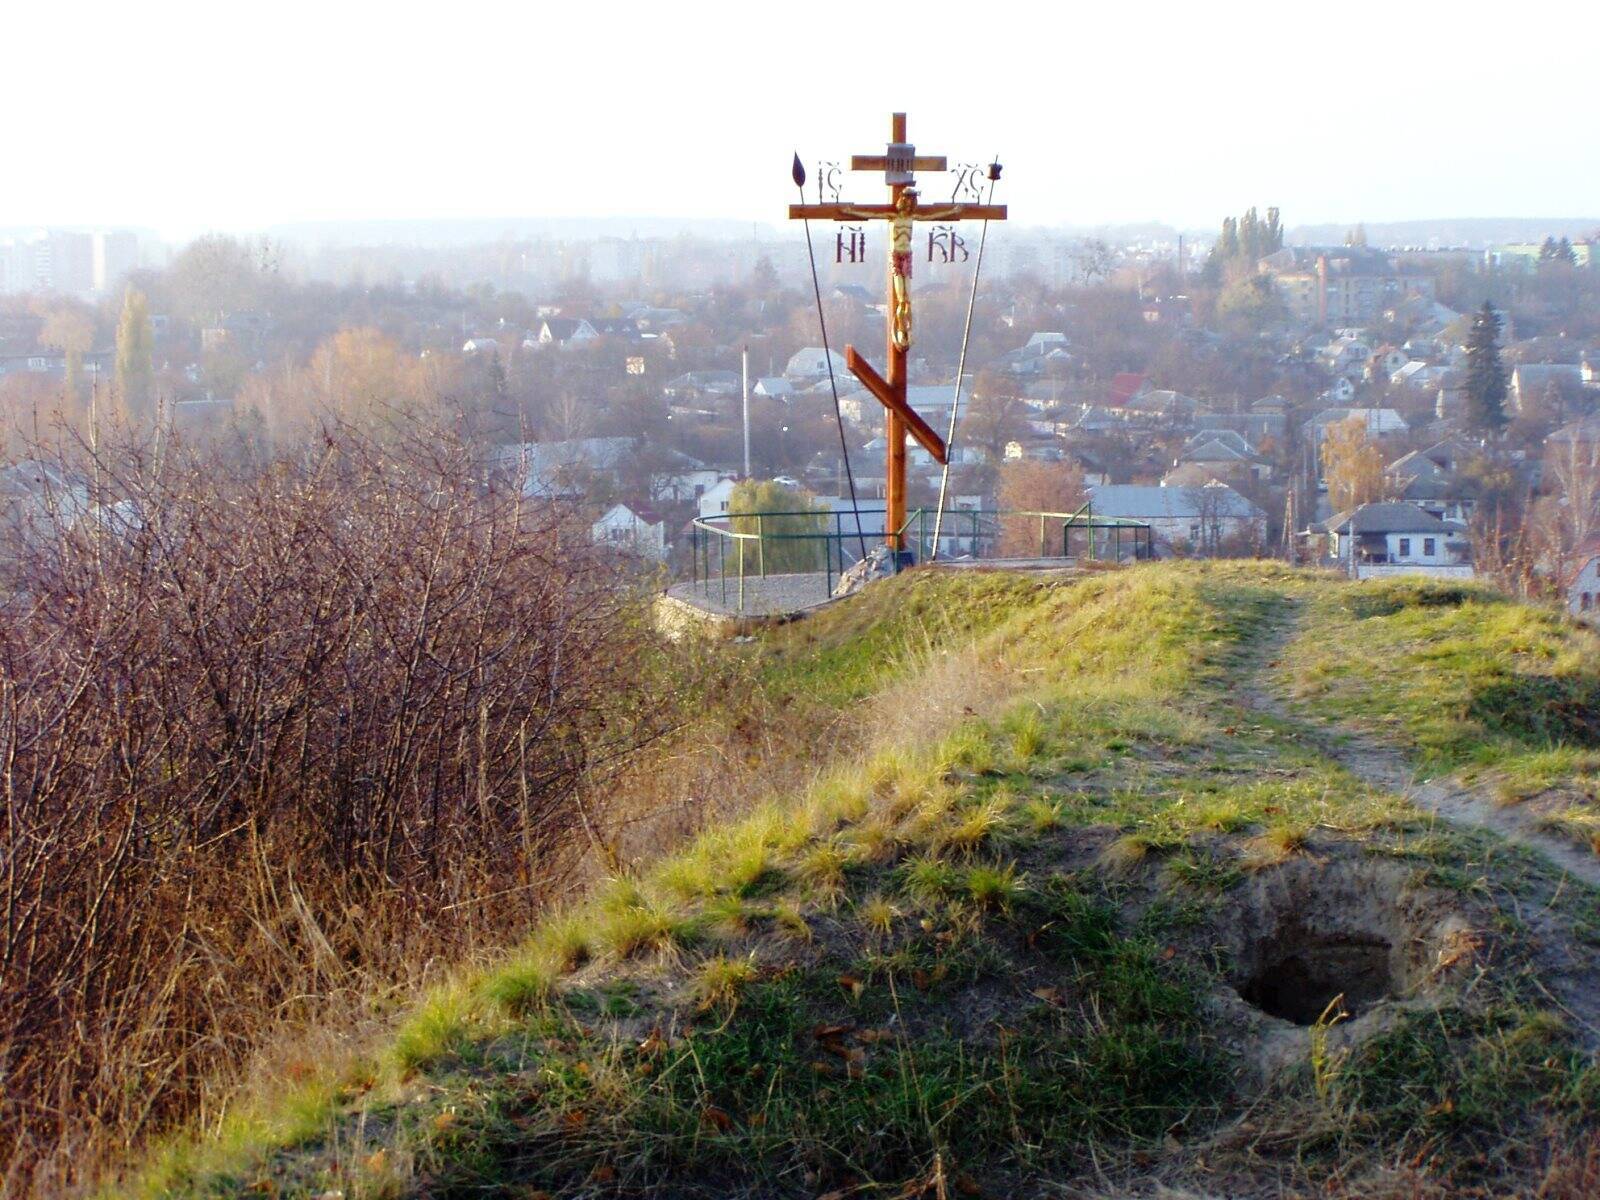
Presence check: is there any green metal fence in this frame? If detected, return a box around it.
[683,506,1153,614]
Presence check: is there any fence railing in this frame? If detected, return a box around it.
[682,506,1153,614]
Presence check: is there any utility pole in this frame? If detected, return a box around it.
[741,344,751,478]
[790,112,1006,555]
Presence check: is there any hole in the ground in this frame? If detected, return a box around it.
[1220,861,1474,1031]
[1237,936,1394,1025]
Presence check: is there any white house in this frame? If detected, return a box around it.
[753,377,794,400]
[530,318,599,348]
[592,503,666,560]
[784,347,848,380]
[1566,553,1600,622]
[1315,502,1472,580]
[697,477,741,520]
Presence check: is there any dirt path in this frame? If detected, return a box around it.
[1235,593,1600,1046]
[1239,594,1600,893]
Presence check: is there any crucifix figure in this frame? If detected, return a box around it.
[790,112,1006,554]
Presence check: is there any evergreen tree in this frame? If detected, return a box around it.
[1463,302,1508,434]
[1264,207,1283,253]
[1240,207,1260,260]
[1558,236,1577,266]
[1218,216,1239,260]
[114,289,156,419]
[1539,236,1560,262]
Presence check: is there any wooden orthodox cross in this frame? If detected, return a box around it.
[790,112,1006,553]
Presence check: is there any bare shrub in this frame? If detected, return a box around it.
[0,418,674,1194]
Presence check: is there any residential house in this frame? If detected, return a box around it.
[1390,361,1451,394]
[627,306,687,334]
[843,380,971,434]
[697,477,742,520]
[784,347,848,381]
[1106,372,1150,406]
[1319,377,1358,403]
[1124,389,1200,421]
[1313,502,1471,580]
[1309,406,1408,441]
[663,370,740,400]
[1196,410,1287,447]
[1086,481,1264,555]
[1384,445,1473,522]
[589,316,642,339]
[753,377,794,400]
[1172,430,1271,484]
[530,317,600,348]
[497,438,722,503]
[1566,551,1600,622]
[1510,363,1592,416]
[1319,335,1374,379]
[592,503,667,560]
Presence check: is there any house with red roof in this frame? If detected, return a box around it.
[1107,372,1150,406]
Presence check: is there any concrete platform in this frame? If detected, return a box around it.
[664,573,838,619]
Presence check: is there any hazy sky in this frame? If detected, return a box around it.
[4,0,1593,239]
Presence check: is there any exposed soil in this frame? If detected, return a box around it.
[1237,594,1600,1046]
[1218,858,1472,1028]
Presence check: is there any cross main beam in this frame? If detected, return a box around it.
[790,112,1004,556]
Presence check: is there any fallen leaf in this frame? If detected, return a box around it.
[1161,946,1177,960]
[837,973,865,998]
[701,1105,734,1131]
[590,1164,617,1183]
[812,1022,853,1040]
[956,1171,983,1196]
[911,968,932,991]
[1031,986,1063,1006]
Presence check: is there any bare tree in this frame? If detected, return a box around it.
[0,417,680,1194]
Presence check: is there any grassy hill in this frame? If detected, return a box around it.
[124,564,1600,1199]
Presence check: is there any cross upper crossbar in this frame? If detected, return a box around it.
[849,154,947,172]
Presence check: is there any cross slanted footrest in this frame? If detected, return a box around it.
[844,348,946,464]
